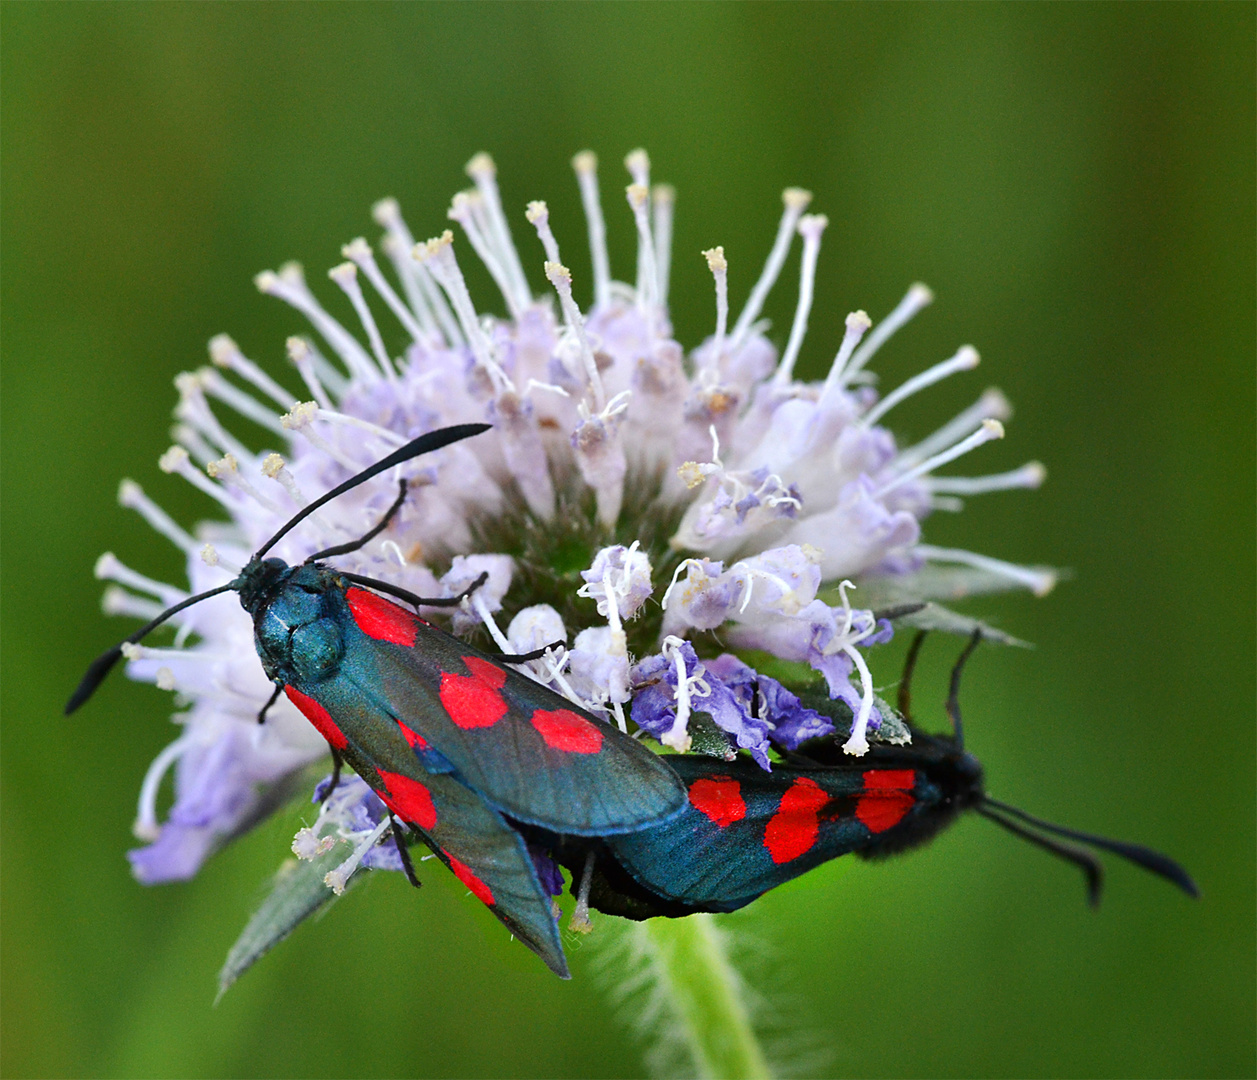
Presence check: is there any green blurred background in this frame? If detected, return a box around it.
[3,4,1252,1077]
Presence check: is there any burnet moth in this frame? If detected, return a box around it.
[67,423,686,977]
[542,631,1198,920]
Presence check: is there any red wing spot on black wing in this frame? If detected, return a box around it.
[347,588,418,647]
[396,720,429,750]
[530,708,604,754]
[375,769,438,830]
[284,685,349,750]
[688,776,747,828]
[439,656,509,730]
[856,769,916,834]
[447,855,496,906]
[764,777,831,864]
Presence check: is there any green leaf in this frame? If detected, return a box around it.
[216,843,355,1000]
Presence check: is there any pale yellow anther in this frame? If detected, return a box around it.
[282,401,320,430]
[413,230,454,262]
[626,183,649,211]
[798,213,829,235]
[206,453,239,479]
[118,479,142,507]
[342,237,372,260]
[371,197,401,227]
[285,337,310,363]
[158,446,189,474]
[328,262,357,284]
[571,150,597,174]
[652,183,675,205]
[624,148,650,176]
[261,453,286,479]
[544,261,572,287]
[200,544,220,567]
[174,371,204,397]
[208,334,238,366]
[783,187,813,210]
[465,152,496,178]
[278,261,305,284]
[677,461,708,489]
[120,642,143,661]
[155,668,176,691]
[254,270,278,293]
[525,201,548,224]
[703,246,727,273]
[847,310,873,333]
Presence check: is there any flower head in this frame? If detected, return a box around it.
[96,149,1051,890]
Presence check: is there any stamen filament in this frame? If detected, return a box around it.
[328,263,398,382]
[703,247,728,369]
[861,346,980,428]
[840,283,934,387]
[572,151,611,309]
[896,387,1012,470]
[117,480,198,555]
[927,461,1046,495]
[874,419,1004,498]
[729,187,812,350]
[774,214,828,386]
[208,334,296,410]
[652,183,675,310]
[913,544,1058,596]
[342,238,426,345]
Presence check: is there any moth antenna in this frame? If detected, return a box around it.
[977,805,1104,907]
[64,582,238,714]
[253,422,490,560]
[304,478,408,563]
[898,629,928,723]
[945,628,983,748]
[982,797,1199,898]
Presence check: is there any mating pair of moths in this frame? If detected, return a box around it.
[67,424,1197,978]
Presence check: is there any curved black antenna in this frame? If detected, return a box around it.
[65,582,238,714]
[982,797,1199,898]
[978,805,1105,906]
[304,479,409,564]
[253,423,491,561]
[945,628,983,749]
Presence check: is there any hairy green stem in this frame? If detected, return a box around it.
[643,914,772,1080]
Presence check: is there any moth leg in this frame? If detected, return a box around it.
[897,630,928,724]
[389,814,422,889]
[321,747,344,807]
[945,628,983,747]
[570,851,596,933]
[339,569,489,610]
[256,684,283,725]
[495,639,565,664]
[304,479,408,563]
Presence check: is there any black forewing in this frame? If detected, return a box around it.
[293,675,568,977]
[348,612,686,835]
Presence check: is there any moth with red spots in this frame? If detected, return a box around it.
[67,423,686,978]
[545,632,1199,920]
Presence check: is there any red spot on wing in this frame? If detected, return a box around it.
[448,855,496,906]
[530,708,604,754]
[284,685,348,750]
[375,769,438,830]
[439,656,508,730]
[396,720,429,750]
[688,777,747,828]
[764,777,831,864]
[347,587,417,647]
[856,769,916,834]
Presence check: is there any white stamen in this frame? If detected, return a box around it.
[774,214,828,386]
[625,184,659,321]
[914,544,1058,596]
[342,237,426,345]
[414,231,510,393]
[102,586,164,620]
[544,261,605,408]
[840,283,934,387]
[571,151,611,309]
[660,558,707,611]
[525,201,562,266]
[206,453,284,514]
[374,198,458,345]
[840,641,876,757]
[133,733,194,841]
[261,453,308,506]
[255,263,379,384]
[861,346,980,428]
[729,187,813,350]
[874,419,1004,498]
[471,593,514,654]
[155,445,234,510]
[281,402,360,472]
[314,409,407,448]
[197,369,287,437]
[328,262,398,381]
[173,372,253,462]
[95,552,187,606]
[525,378,570,399]
[117,480,198,555]
[324,814,393,895]
[466,152,532,313]
[927,461,1046,495]
[170,423,218,468]
[285,337,335,410]
[624,148,651,188]
[200,544,240,574]
[821,310,874,400]
[208,334,295,409]
[652,184,675,310]
[896,387,1013,470]
[660,636,694,752]
[703,247,729,367]
[448,191,523,318]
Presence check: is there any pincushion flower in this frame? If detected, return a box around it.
[92,150,1052,988]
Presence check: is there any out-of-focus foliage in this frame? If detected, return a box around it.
[2,4,1251,1077]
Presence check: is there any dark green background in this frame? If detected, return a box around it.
[3,4,1252,1077]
